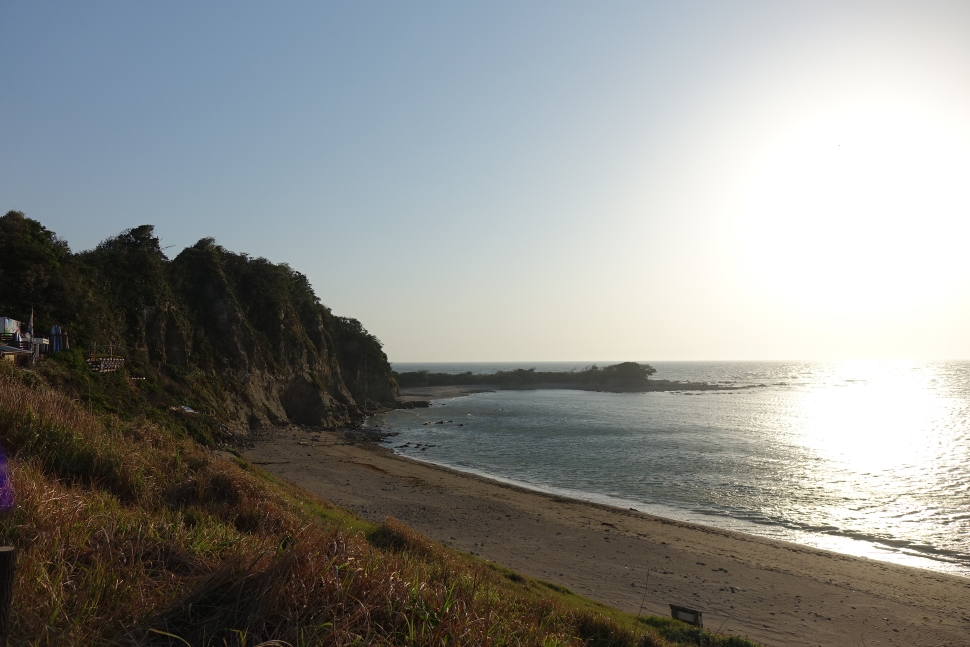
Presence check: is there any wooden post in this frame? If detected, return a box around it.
[0,546,15,647]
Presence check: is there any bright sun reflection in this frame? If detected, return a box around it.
[782,361,968,569]
[793,361,945,473]
[741,109,970,316]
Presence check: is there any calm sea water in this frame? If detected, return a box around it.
[378,361,970,576]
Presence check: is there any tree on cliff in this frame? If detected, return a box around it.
[0,211,78,324]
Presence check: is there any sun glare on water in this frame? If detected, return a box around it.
[791,361,948,472]
[784,361,967,564]
[741,109,970,318]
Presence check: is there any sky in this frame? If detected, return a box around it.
[2,2,970,362]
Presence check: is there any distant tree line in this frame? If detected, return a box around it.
[392,362,657,390]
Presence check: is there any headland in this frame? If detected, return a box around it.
[393,362,760,397]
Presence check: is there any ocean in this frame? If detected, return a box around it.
[376,361,970,577]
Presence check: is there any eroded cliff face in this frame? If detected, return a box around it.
[166,240,397,429]
[167,239,373,430]
[0,213,398,432]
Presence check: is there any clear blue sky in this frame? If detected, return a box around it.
[3,2,970,361]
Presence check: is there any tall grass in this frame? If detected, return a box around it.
[0,366,757,647]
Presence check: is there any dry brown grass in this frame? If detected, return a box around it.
[0,367,757,647]
[144,520,591,647]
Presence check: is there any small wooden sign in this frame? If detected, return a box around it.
[669,604,703,627]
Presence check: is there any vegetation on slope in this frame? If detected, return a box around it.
[0,363,758,646]
[0,211,398,434]
[0,210,761,645]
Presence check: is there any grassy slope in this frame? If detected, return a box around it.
[0,363,758,647]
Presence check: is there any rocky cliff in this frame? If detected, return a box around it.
[0,211,398,434]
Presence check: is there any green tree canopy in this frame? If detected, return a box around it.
[0,210,76,323]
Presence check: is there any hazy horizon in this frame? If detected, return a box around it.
[4,2,970,362]
[390,358,970,365]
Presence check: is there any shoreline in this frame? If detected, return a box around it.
[396,385,497,402]
[375,448,970,579]
[243,423,970,647]
[396,386,969,578]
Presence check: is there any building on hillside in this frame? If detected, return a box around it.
[0,316,66,364]
[0,317,24,346]
[0,344,31,365]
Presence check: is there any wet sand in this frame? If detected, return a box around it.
[396,385,496,402]
[243,424,970,647]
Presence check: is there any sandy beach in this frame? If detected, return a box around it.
[243,416,970,647]
[395,385,497,402]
